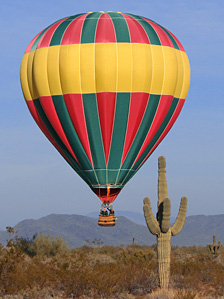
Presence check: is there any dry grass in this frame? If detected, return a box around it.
[0,231,223,298]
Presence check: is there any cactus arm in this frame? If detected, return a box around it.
[143,197,160,235]
[171,197,188,236]
[161,198,171,233]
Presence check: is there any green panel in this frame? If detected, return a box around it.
[82,93,106,175]
[122,98,180,185]
[81,12,102,43]
[107,93,130,182]
[50,14,84,46]
[79,170,98,185]
[125,13,161,45]
[95,170,106,185]
[32,98,92,185]
[52,95,93,171]
[31,27,50,51]
[107,12,130,43]
[120,94,160,172]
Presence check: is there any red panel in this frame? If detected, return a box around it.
[39,96,78,163]
[95,13,116,43]
[61,14,88,45]
[26,100,73,166]
[142,18,173,47]
[139,99,185,167]
[165,28,185,51]
[64,94,93,165]
[134,95,173,163]
[37,18,68,49]
[121,93,149,164]
[96,92,116,164]
[122,14,150,44]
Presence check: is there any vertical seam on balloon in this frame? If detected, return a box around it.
[106,14,118,183]
[115,14,132,185]
[80,14,99,186]
[94,14,106,188]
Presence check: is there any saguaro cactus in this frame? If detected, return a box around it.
[207,235,223,254]
[143,156,187,288]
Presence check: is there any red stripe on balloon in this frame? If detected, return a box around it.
[25,31,44,53]
[121,93,149,164]
[142,18,174,47]
[165,28,185,51]
[122,14,150,44]
[61,14,88,45]
[95,13,117,43]
[37,18,68,49]
[64,94,93,165]
[139,98,185,167]
[26,100,73,166]
[96,92,116,165]
[134,95,173,163]
[39,96,79,163]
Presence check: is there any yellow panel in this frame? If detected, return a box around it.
[32,47,50,97]
[150,45,164,94]
[180,52,191,99]
[47,46,62,95]
[27,51,38,99]
[20,53,32,101]
[173,50,184,98]
[95,43,117,92]
[59,44,81,94]
[117,43,132,92]
[80,43,96,93]
[132,44,152,93]
[162,47,178,95]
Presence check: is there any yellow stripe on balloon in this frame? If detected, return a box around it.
[59,45,81,94]
[21,43,190,100]
[95,43,117,92]
[180,52,191,99]
[20,53,32,101]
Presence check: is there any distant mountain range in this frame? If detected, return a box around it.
[0,212,223,248]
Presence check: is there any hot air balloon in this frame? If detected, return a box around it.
[20,12,190,226]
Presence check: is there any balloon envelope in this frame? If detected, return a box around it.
[20,12,190,203]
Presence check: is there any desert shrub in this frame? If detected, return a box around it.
[0,240,223,298]
[24,233,69,258]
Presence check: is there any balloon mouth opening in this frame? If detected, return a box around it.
[92,186,122,203]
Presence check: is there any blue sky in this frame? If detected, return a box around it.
[0,0,224,229]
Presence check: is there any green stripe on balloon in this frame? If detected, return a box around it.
[107,12,130,42]
[157,25,180,50]
[126,13,161,45]
[107,93,130,183]
[50,15,82,46]
[31,27,50,51]
[81,12,102,44]
[32,98,91,184]
[52,95,93,172]
[82,93,106,184]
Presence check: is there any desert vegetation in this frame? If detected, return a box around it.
[0,228,223,298]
